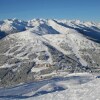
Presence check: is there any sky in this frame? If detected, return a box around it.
[0,0,100,22]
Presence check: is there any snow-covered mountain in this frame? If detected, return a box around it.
[0,19,27,38]
[0,19,100,88]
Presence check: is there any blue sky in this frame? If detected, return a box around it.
[0,0,100,22]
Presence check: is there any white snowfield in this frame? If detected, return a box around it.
[0,73,100,100]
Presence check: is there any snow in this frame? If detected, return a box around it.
[22,73,100,100]
[0,28,53,69]
[31,67,48,73]
[42,30,88,66]
[42,34,72,55]
[0,19,26,34]
[48,19,69,34]
[40,71,57,78]
[66,33,88,66]
[0,63,14,68]
[0,72,100,100]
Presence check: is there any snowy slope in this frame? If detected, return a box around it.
[0,19,100,90]
[0,72,100,100]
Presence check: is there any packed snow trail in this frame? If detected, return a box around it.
[66,34,88,66]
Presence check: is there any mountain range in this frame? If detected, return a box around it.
[0,19,100,87]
